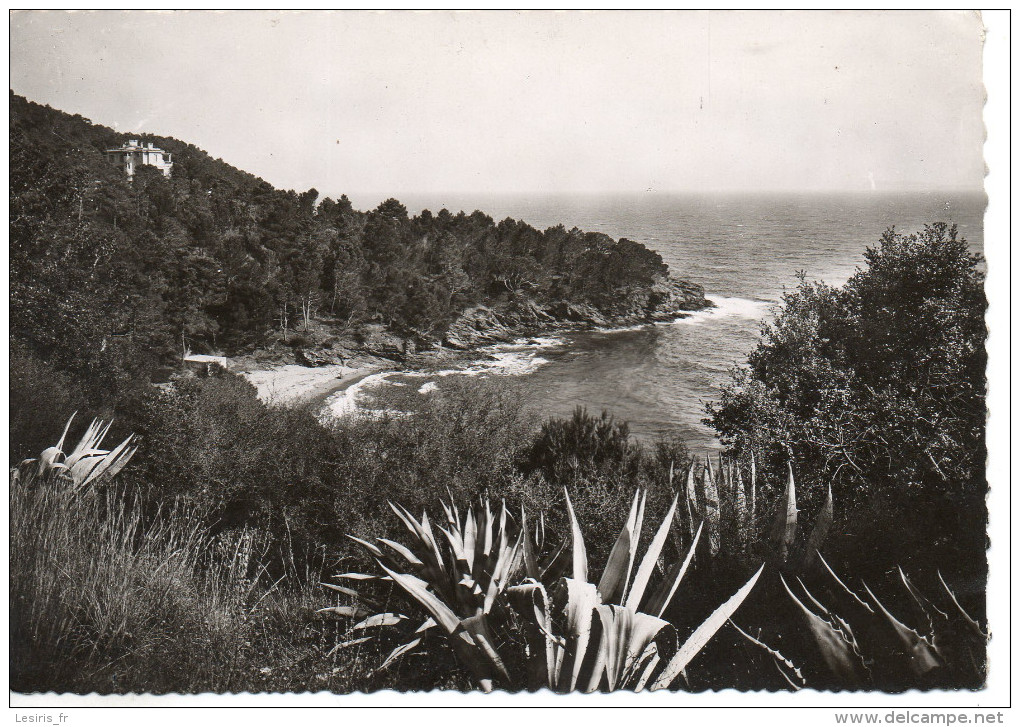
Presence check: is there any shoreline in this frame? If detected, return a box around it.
[234,311,703,415]
[232,287,718,415]
[234,361,390,409]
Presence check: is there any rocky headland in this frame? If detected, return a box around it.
[234,275,713,399]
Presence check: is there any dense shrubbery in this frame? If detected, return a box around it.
[9,386,704,693]
[706,223,986,577]
[520,407,691,568]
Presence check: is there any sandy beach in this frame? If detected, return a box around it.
[235,363,387,408]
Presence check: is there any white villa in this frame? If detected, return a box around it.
[104,139,173,178]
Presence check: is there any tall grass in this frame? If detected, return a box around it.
[9,469,374,693]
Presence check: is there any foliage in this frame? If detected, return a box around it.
[11,413,139,494]
[706,223,987,574]
[330,490,763,692]
[771,559,986,691]
[520,408,693,569]
[9,424,373,695]
[9,342,91,462]
[10,93,679,408]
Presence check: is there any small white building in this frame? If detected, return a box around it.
[183,354,228,376]
[105,139,173,178]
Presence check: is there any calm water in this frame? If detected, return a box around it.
[329,192,986,454]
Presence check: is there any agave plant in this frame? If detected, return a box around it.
[729,469,987,691]
[328,488,764,692]
[12,413,137,492]
[685,453,766,559]
[323,498,527,690]
[773,551,987,690]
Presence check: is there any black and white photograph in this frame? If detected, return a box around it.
[7,8,1008,717]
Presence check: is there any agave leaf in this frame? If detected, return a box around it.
[63,419,97,466]
[378,637,423,671]
[634,651,661,692]
[508,580,558,690]
[625,494,679,611]
[816,551,874,613]
[598,490,641,605]
[862,582,943,676]
[651,564,764,690]
[66,419,110,467]
[749,449,757,523]
[346,534,385,558]
[353,612,408,630]
[594,604,671,691]
[563,488,588,582]
[458,612,512,690]
[584,611,610,693]
[899,567,947,640]
[679,464,695,539]
[376,562,462,634]
[438,525,468,566]
[317,605,373,619]
[483,528,524,613]
[796,576,832,617]
[803,485,834,569]
[521,506,540,580]
[88,440,137,485]
[645,522,703,618]
[440,499,456,530]
[779,574,865,686]
[54,412,76,453]
[378,538,425,567]
[540,537,571,584]
[937,571,987,639]
[770,463,798,564]
[734,465,748,531]
[415,617,437,633]
[325,635,374,657]
[794,578,867,665]
[685,461,699,515]
[321,582,362,598]
[389,502,448,582]
[729,619,806,689]
[37,447,64,478]
[78,434,135,487]
[555,577,599,692]
[469,502,493,587]
[388,500,419,536]
[700,459,721,556]
[597,527,631,607]
[333,572,378,581]
[68,456,105,488]
[463,505,477,571]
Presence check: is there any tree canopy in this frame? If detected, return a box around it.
[10,93,675,407]
[706,223,986,570]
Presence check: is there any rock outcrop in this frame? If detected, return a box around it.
[352,324,413,361]
[644,277,712,321]
[295,347,347,367]
[439,275,712,349]
[292,276,712,366]
[442,306,516,349]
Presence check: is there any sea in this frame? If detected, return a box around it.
[323,191,986,455]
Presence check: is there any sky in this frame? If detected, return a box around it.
[10,10,987,206]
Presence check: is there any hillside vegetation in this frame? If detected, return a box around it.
[10,92,700,428]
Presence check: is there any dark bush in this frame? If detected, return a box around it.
[706,223,987,578]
